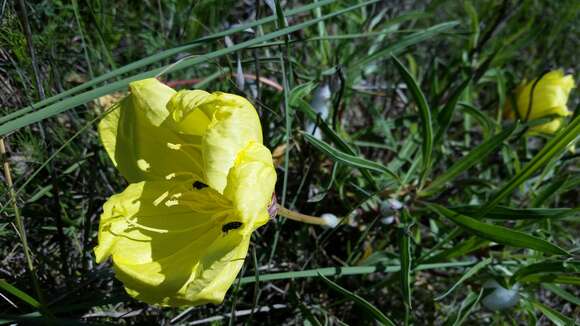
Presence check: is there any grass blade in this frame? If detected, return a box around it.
[435,258,492,301]
[420,124,517,197]
[392,55,433,184]
[303,132,398,180]
[529,300,577,326]
[426,204,570,256]
[435,78,472,143]
[399,210,413,309]
[292,93,382,190]
[237,260,476,284]
[0,279,40,308]
[318,273,396,326]
[479,113,580,216]
[452,206,579,220]
[543,284,580,306]
[444,289,484,326]
[512,261,580,285]
[352,21,459,69]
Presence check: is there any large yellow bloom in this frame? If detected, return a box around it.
[95,78,276,306]
[505,70,575,134]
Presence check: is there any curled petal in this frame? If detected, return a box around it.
[99,79,204,182]
[223,141,277,234]
[202,93,263,193]
[129,79,177,127]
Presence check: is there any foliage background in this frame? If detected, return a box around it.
[0,0,578,324]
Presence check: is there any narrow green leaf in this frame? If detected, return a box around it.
[435,77,472,143]
[422,236,488,264]
[520,274,580,285]
[512,261,580,285]
[0,279,40,308]
[289,82,318,107]
[464,1,480,49]
[392,55,433,184]
[303,132,398,181]
[420,124,516,197]
[237,260,477,285]
[293,97,353,153]
[480,113,580,216]
[534,174,580,207]
[530,300,577,326]
[459,102,496,137]
[353,21,459,69]
[288,287,322,326]
[399,210,413,309]
[293,97,379,190]
[435,258,492,301]
[426,204,570,256]
[318,273,396,326]
[0,0,379,136]
[452,206,579,220]
[444,289,484,326]
[543,284,580,306]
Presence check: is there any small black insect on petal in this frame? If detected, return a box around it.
[222,222,243,234]
[192,181,208,190]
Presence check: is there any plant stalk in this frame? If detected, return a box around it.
[0,138,44,308]
[276,205,329,226]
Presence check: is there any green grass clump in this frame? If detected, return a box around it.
[0,0,578,324]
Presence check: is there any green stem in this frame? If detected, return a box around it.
[1,138,45,311]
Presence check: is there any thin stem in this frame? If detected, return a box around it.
[0,138,45,309]
[276,205,328,226]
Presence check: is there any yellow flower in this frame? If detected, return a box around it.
[94,78,277,306]
[505,70,575,134]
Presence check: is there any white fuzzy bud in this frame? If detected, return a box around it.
[481,280,520,311]
[321,213,339,228]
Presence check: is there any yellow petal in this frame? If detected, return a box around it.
[529,118,563,135]
[129,79,176,126]
[202,93,263,193]
[513,70,575,134]
[223,141,277,234]
[166,90,214,136]
[95,180,252,306]
[99,81,204,182]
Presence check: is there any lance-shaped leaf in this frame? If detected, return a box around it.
[452,206,579,220]
[529,300,577,326]
[512,261,580,285]
[426,204,569,256]
[303,132,398,181]
[392,55,433,184]
[479,113,580,216]
[420,124,516,197]
[319,273,396,326]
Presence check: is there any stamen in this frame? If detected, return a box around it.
[165,199,179,207]
[126,219,169,233]
[165,171,203,181]
[153,191,170,206]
